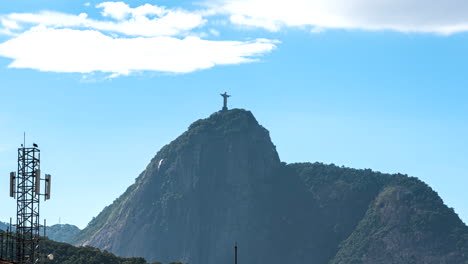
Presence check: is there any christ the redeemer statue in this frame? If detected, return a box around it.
[220,92,231,111]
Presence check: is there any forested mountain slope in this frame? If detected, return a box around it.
[73,109,468,264]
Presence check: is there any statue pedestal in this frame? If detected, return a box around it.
[222,106,228,111]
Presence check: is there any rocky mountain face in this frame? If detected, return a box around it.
[72,109,468,264]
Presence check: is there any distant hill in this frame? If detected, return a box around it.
[0,222,80,243]
[44,224,81,243]
[0,221,9,232]
[72,109,468,264]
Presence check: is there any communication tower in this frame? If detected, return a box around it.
[7,142,52,264]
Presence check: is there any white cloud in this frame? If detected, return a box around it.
[0,2,277,76]
[98,2,133,20]
[1,18,21,30]
[214,0,468,34]
[229,13,281,32]
[310,27,325,34]
[0,26,276,76]
[1,5,205,37]
[0,28,16,36]
[97,2,165,20]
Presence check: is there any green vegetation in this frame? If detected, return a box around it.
[1,230,173,264]
[289,162,468,263]
[41,239,150,264]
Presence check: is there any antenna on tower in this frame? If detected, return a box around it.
[36,169,41,195]
[9,172,16,198]
[45,174,51,201]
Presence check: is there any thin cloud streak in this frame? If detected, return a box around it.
[213,0,468,34]
[2,7,205,37]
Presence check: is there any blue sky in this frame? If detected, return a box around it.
[0,0,467,229]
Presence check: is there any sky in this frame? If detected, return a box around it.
[0,0,467,229]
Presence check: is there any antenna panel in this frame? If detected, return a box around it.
[45,174,51,200]
[10,172,16,198]
[36,169,41,195]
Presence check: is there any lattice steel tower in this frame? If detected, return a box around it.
[10,143,51,264]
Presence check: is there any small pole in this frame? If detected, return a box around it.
[6,226,9,260]
[234,242,238,264]
[9,217,12,261]
[7,217,13,260]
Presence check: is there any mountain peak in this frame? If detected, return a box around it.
[153,108,278,170]
[188,108,259,134]
[74,109,283,263]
